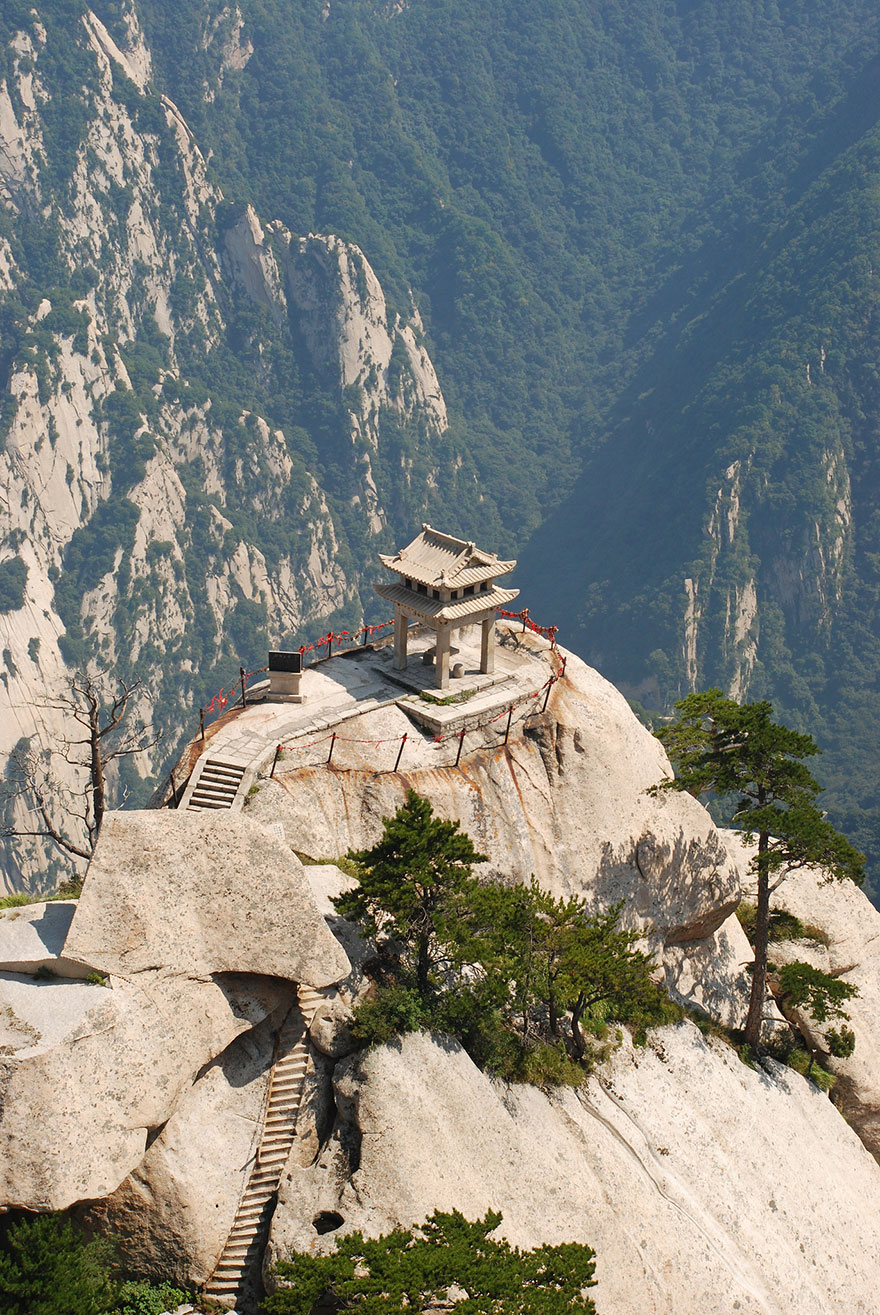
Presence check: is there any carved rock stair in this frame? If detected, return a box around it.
[203,984,322,1310]
[186,759,247,811]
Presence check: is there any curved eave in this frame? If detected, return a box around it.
[375,581,520,622]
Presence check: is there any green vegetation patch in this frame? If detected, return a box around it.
[0,1212,189,1315]
[335,790,675,1084]
[736,901,830,946]
[0,557,27,613]
[265,1208,597,1315]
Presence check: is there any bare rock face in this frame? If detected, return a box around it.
[0,967,288,1209]
[249,647,741,955]
[0,809,350,1211]
[86,1000,289,1287]
[663,912,755,1028]
[0,900,86,977]
[268,1027,880,1315]
[63,811,350,986]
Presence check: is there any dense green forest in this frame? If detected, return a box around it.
[2,0,880,893]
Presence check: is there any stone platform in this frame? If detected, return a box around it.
[381,626,551,735]
[171,622,557,801]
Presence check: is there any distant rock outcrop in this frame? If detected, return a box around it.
[0,5,451,891]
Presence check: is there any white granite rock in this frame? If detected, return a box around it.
[0,900,88,977]
[87,999,289,1286]
[268,1026,880,1315]
[64,811,350,987]
[308,997,357,1059]
[249,649,741,951]
[0,967,289,1209]
[662,911,755,1028]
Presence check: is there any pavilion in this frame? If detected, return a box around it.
[375,525,519,689]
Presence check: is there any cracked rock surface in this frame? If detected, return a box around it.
[268,1026,880,1315]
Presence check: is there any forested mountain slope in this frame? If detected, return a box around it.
[518,39,880,889]
[2,0,880,891]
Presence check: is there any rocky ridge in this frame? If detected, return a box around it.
[0,637,877,1312]
[0,2,452,890]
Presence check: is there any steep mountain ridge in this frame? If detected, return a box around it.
[2,641,879,1313]
[0,1,453,888]
[517,103,880,884]
[5,0,880,891]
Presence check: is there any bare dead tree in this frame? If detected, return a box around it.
[3,671,160,866]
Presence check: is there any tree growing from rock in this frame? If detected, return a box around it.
[338,792,671,1079]
[264,1209,598,1314]
[446,879,668,1056]
[335,789,487,995]
[3,671,158,868]
[655,691,864,1052]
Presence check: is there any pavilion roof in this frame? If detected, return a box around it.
[375,580,519,623]
[378,525,516,589]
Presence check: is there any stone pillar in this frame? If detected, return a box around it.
[393,606,408,671]
[435,623,451,689]
[480,615,495,675]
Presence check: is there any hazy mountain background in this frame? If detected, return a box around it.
[1,0,879,899]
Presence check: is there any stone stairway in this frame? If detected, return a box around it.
[186,758,247,811]
[203,985,322,1310]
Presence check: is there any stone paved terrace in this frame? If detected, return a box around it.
[173,622,561,804]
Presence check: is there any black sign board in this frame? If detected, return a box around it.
[269,650,303,674]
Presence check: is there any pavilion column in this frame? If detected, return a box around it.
[435,622,451,689]
[393,606,408,670]
[480,614,495,675]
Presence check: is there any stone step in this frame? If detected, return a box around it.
[197,776,241,792]
[206,994,316,1304]
[240,1186,275,1202]
[271,1066,308,1082]
[192,784,239,800]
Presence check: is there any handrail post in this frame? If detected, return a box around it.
[504,706,513,745]
[455,728,466,767]
[542,678,553,713]
[240,666,247,708]
[327,732,337,765]
[270,745,281,778]
[394,733,407,772]
[199,707,205,741]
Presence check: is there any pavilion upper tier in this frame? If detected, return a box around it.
[376,525,519,625]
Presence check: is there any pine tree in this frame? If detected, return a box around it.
[263,1209,598,1314]
[334,789,487,996]
[655,691,864,1052]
